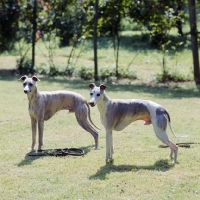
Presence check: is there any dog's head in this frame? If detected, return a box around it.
[87,83,108,107]
[19,75,40,94]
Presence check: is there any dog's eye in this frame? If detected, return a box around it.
[23,83,26,87]
[90,93,93,96]
[29,83,33,86]
[97,94,100,97]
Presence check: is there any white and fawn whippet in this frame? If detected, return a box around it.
[19,75,99,151]
[88,83,184,163]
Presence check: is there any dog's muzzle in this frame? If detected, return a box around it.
[24,90,29,94]
[88,102,95,107]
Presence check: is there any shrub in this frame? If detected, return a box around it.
[16,57,33,75]
[48,65,60,77]
[64,65,75,77]
[155,69,190,83]
[32,63,138,81]
[99,65,137,82]
[118,68,137,80]
[36,63,49,75]
[99,65,116,80]
[78,66,94,80]
[36,64,60,77]
[36,63,76,77]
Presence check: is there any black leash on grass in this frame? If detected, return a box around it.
[27,148,84,157]
[158,142,199,148]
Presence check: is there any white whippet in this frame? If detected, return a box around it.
[88,83,182,163]
[19,75,99,151]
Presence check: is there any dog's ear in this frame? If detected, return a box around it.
[88,83,96,89]
[32,76,40,82]
[100,84,107,90]
[19,75,28,81]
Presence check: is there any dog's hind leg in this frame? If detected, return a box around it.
[168,141,178,162]
[76,118,98,149]
[75,105,99,149]
[31,117,37,150]
[153,126,178,163]
[75,108,97,148]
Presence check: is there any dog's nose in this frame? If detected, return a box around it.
[24,90,28,94]
[88,102,95,107]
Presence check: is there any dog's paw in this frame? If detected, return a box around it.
[28,148,36,153]
[105,158,114,164]
[93,147,99,150]
[109,158,114,164]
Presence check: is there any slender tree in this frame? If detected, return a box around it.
[31,0,37,75]
[188,0,200,84]
[93,0,98,81]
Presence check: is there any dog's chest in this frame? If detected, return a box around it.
[28,98,44,119]
[28,103,38,118]
[97,103,109,126]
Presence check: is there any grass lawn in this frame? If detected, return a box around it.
[0,69,200,199]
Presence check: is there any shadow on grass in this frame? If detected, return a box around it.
[1,73,200,99]
[43,78,200,99]
[89,159,174,180]
[0,70,18,81]
[17,145,93,167]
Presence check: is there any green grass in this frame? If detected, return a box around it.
[1,72,200,199]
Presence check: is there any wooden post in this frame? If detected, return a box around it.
[188,0,200,84]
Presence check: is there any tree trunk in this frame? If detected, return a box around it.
[32,0,37,75]
[94,0,98,81]
[188,0,200,84]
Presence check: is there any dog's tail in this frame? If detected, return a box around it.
[86,103,101,130]
[165,111,187,138]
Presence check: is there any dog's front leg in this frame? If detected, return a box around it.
[105,131,114,162]
[31,117,37,150]
[38,120,44,150]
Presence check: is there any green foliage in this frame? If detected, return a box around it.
[16,57,33,75]
[78,66,94,80]
[0,0,88,52]
[155,69,189,83]
[99,65,116,80]
[118,68,137,80]
[0,0,188,52]
[48,65,60,77]
[155,39,190,83]
[99,65,137,81]
[34,64,137,81]
[36,63,76,77]
[0,0,21,52]
[65,65,75,77]
[36,63,49,75]
[37,0,89,47]
[128,0,186,47]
